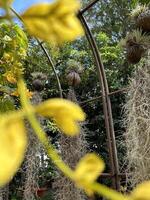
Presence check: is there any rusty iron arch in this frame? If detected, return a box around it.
[11,0,125,192]
[78,0,122,190]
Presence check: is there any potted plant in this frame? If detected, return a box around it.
[131,4,150,32]
[119,29,150,64]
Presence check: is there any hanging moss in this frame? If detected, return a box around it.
[53,87,88,200]
[124,51,150,188]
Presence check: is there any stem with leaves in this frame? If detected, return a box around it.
[17,79,128,200]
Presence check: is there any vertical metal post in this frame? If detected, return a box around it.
[78,14,120,190]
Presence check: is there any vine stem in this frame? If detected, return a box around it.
[36,39,63,98]
[18,79,74,179]
[89,183,129,200]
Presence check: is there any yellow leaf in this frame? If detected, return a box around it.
[0,117,27,186]
[6,73,17,84]
[26,89,34,99]
[3,53,14,62]
[0,0,13,7]
[21,0,84,44]
[131,181,150,200]
[10,90,19,97]
[55,116,80,135]
[74,153,105,195]
[35,98,85,135]
[11,89,33,99]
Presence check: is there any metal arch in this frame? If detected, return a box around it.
[80,0,100,14]
[11,0,122,191]
[78,10,120,190]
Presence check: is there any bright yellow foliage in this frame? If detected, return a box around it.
[25,89,34,99]
[131,181,150,200]
[5,73,17,84]
[36,98,85,135]
[0,0,13,7]
[3,52,14,62]
[74,153,105,195]
[0,117,27,186]
[21,0,84,44]
[11,89,33,99]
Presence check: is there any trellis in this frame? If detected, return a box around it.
[12,0,125,193]
[38,0,125,192]
[78,0,125,191]
[37,0,126,193]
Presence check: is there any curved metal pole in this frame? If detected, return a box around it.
[10,5,120,189]
[10,8,63,98]
[36,40,63,98]
[78,14,120,190]
[80,87,128,106]
[80,0,100,14]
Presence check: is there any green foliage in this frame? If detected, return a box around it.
[0,23,28,115]
[47,120,59,134]
[131,0,150,8]
[0,23,28,59]
[130,4,148,18]
[0,23,28,95]
[65,59,83,74]
[0,96,15,113]
[96,32,122,63]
